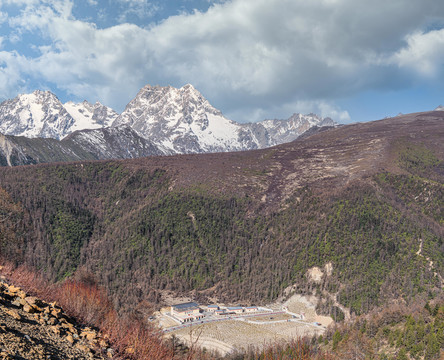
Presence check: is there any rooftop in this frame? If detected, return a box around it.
[171,302,199,310]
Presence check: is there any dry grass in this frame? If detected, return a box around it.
[57,278,115,327]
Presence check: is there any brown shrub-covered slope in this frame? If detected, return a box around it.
[0,111,442,319]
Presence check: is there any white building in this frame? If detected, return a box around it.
[226,306,244,314]
[171,302,204,323]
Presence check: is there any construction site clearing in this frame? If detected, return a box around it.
[155,294,334,355]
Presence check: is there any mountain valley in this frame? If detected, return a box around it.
[0,109,443,358]
[0,110,442,307]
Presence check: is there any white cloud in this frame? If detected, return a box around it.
[317,102,351,123]
[0,51,30,99]
[0,0,444,122]
[142,0,444,119]
[116,0,159,23]
[390,29,444,76]
[32,20,154,107]
[0,11,7,24]
[0,0,39,6]
[2,1,154,107]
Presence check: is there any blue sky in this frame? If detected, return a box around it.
[0,0,444,124]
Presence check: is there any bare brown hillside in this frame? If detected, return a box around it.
[109,111,444,209]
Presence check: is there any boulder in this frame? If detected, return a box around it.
[6,309,21,320]
[50,325,61,336]
[23,304,35,314]
[51,308,62,319]
[66,334,75,345]
[47,316,59,325]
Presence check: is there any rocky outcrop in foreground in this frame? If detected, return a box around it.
[0,278,113,359]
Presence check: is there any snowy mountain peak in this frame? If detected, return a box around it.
[0,90,119,140]
[113,84,238,153]
[113,83,336,154]
[181,83,196,90]
[255,113,336,146]
[0,90,73,139]
[64,100,118,133]
[434,105,444,111]
[19,89,60,105]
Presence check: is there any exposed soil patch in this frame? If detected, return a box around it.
[307,267,324,283]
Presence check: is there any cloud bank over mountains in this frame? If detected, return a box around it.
[0,0,444,123]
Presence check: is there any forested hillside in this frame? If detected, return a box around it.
[0,111,442,318]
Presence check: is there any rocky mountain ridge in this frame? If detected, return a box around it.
[0,85,336,165]
[64,125,167,159]
[0,126,166,167]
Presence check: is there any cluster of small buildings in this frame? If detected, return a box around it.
[170,302,205,323]
[207,304,259,316]
[170,302,259,323]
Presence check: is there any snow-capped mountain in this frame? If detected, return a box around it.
[64,100,118,132]
[0,90,74,140]
[113,84,336,154]
[244,113,336,148]
[113,84,248,153]
[434,105,444,111]
[0,91,118,140]
[0,84,337,165]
